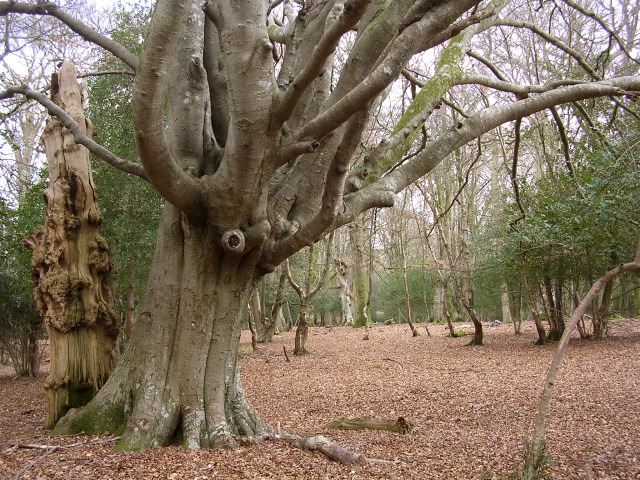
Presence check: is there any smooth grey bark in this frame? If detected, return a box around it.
[5,0,640,451]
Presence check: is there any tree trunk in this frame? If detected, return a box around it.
[442,285,458,338]
[262,268,288,343]
[24,62,118,429]
[294,301,310,355]
[543,275,562,341]
[59,204,270,449]
[593,279,613,339]
[433,274,445,322]
[350,223,370,328]
[400,232,419,337]
[124,280,135,342]
[524,275,547,345]
[335,258,355,326]
[509,284,522,335]
[501,284,511,324]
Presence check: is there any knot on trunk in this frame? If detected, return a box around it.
[221,229,245,254]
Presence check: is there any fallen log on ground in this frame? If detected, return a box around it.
[327,417,413,434]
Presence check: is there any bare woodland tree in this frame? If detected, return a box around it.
[1,0,639,451]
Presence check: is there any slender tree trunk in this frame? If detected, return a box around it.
[524,275,547,345]
[59,204,270,449]
[350,223,370,328]
[24,62,118,429]
[543,275,561,341]
[250,290,265,341]
[593,279,613,339]
[501,284,511,325]
[442,285,458,337]
[433,274,445,322]
[294,301,310,355]
[262,268,288,343]
[400,232,419,337]
[509,284,522,335]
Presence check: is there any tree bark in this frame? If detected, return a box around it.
[350,223,370,328]
[24,62,118,429]
[524,275,547,345]
[58,204,270,449]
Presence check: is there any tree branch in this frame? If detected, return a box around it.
[496,18,601,80]
[527,244,640,474]
[548,105,573,176]
[376,77,640,197]
[272,0,371,127]
[0,84,149,181]
[132,0,204,218]
[0,1,139,70]
[558,0,640,68]
[294,0,481,143]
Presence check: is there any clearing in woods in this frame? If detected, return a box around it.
[1,320,639,479]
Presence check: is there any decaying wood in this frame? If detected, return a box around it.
[24,62,118,429]
[328,417,414,434]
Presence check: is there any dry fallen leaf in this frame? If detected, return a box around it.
[1,319,639,479]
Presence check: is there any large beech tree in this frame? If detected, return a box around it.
[1,0,639,450]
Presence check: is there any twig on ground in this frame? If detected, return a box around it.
[283,346,291,362]
[11,436,122,480]
[382,357,405,371]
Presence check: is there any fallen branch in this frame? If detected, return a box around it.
[382,357,405,371]
[280,432,368,465]
[251,429,388,465]
[328,416,413,434]
[283,346,290,362]
[11,436,121,480]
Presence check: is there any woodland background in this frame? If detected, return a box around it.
[1,0,640,478]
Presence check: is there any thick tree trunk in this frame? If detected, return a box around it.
[124,280,135,342]
[24,62,118,429]
[58,204,270,449]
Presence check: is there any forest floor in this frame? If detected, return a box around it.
[1,319,639,480]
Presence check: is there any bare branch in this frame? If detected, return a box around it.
[272,0,371,127]
[0,1,139,70]
[457,74,586,95]
[0,84,149,181]
[496,18,601,80]
[295,0,481,142]
[558,0,640,67]
[338,77,640,223]
[548,105,573,176]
